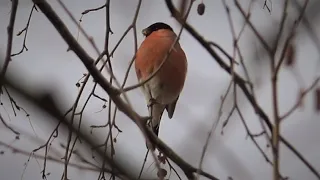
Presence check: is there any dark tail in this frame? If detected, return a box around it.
[152,124,159,137]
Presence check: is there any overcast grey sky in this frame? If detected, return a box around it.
[0,0,320,180]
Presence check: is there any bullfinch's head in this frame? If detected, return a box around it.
[142,22,173,37]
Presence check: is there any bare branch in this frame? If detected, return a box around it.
[11,4,37,57]
[275,0,309,75]
[1,0,18,91]
[280,77,320,120]
[272,0,289,54]
[82,4,106,15]
[234,0,272,54]
[0,113,19,135]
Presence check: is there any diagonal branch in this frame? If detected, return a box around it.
[1,0,19,91]
[0,113,19,135]
[11,4,37,57]
[0,0,20,135]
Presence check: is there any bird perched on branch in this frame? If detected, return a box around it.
[135,22,188,149]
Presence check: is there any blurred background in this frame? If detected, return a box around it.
[0,0,320,179]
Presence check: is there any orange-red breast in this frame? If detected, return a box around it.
[135,22,188,144]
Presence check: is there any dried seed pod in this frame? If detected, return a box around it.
[315,88,320,112]
[197,2,205,16]
[285,43,296,67]
[157,168,167,179]
[157,154,167,164]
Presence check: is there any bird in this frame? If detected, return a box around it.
[134,22,188,148]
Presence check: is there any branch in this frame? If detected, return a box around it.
[0,0,20,135]
[275,0,309,75]
[82,4,106,15]
[0,113,19,135]
[11,4,37,57]
[234,0,272,54]
[0,141,113,173]
[1,0,18,91]
[280,77,320,120]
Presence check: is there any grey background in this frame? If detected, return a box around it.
[0,0,319,180]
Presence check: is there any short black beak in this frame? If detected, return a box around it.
[142,28,149,36]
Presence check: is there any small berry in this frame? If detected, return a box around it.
[197,2,205,16]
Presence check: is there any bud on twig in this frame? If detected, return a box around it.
[285,43,296,67]
[315,88,320,112]
[157,168,167,179]
[197,2,205,15]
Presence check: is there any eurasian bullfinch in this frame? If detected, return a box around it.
[135,22,188,145]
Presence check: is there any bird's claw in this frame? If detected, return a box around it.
[141,116,152,125]
[147,98,157,108]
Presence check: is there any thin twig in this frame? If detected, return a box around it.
[275,0,309,75]
[234,0,272,54]
[1,0,18,92]
[270,1,289,178]
[82,4,106,15]
[0,0,20,135]
[271,1,309,179]
[280,77,320,120]
[11,4,37,57]
[196,80,233,180]
[273,0,289,54]
[0,113,19,135]
[0,141,114,173]
[2,0,18,75]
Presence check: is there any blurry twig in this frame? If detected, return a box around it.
[82,4,106,15]
[234,0,272,54]
[0,141,110,173]
[271,1,308,179]
[236,106,288,180]
[292,0,320,56]
[11,4,37,57]
[270,1,289,179]
[2,0,18,81]
[196,80,233,180]
[208,41,239,66]
[272,0,289,54]
[280,77,320,121]
[57,0,123,91]
[55,1,122,178]
[275,0,309,75]
[263,0,272,13]
[0,75,132,179]
[0,0,20,135]
[0,113,19,135]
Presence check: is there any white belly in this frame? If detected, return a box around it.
[140,76,178,105]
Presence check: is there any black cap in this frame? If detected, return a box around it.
[142,22,173,37]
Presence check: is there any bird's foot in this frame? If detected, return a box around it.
[141,116,152,125]
[147,98,158,108]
